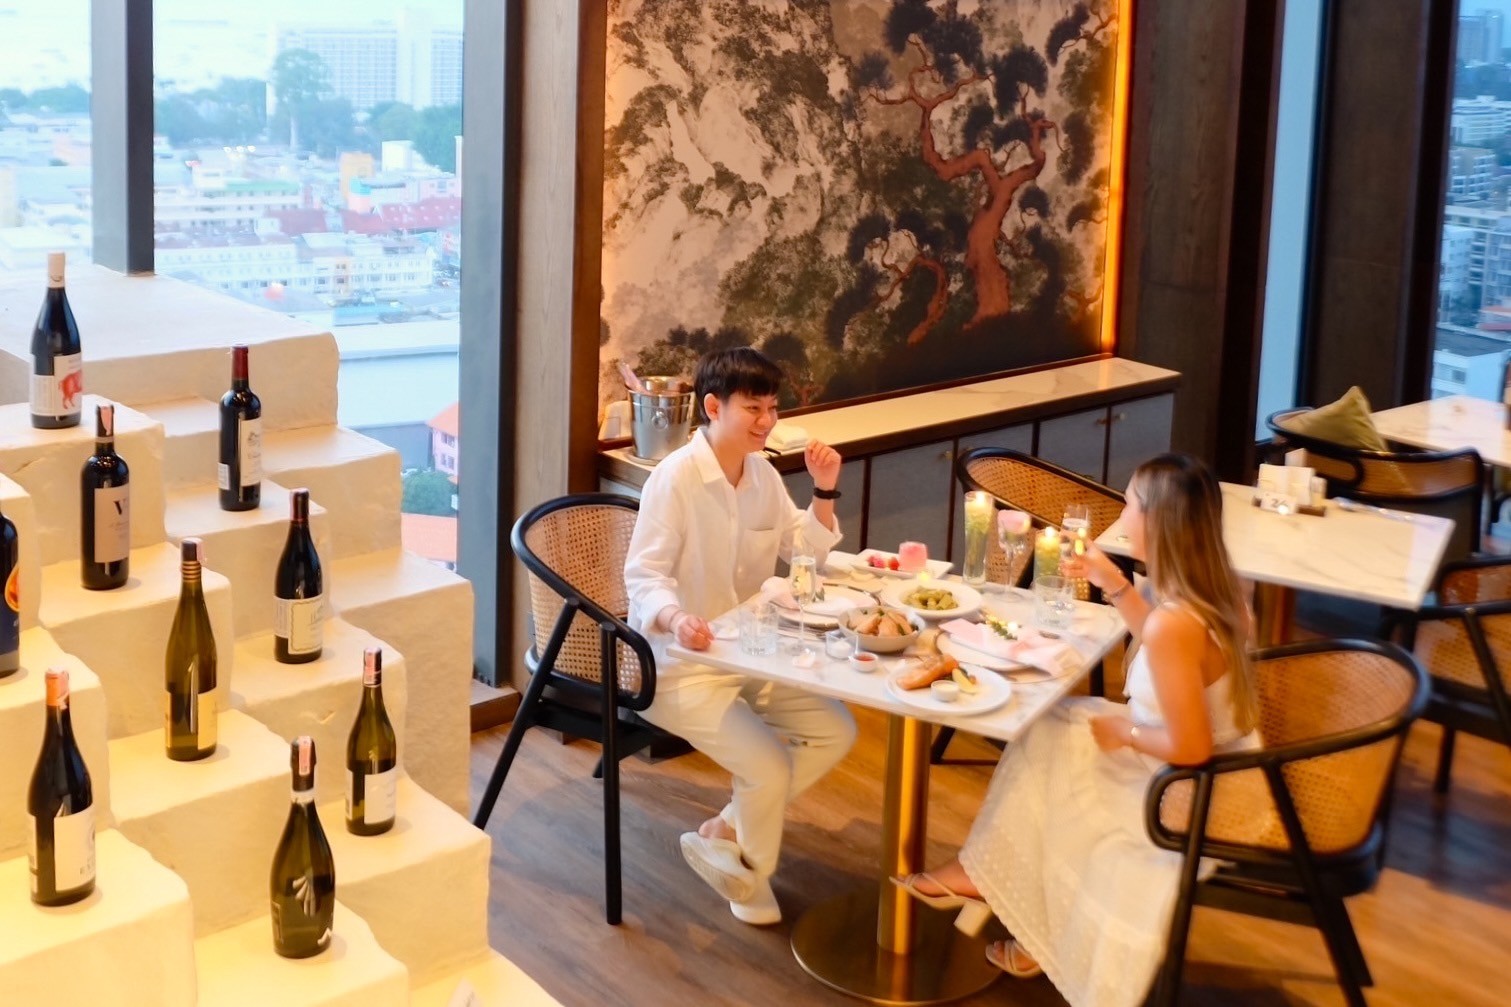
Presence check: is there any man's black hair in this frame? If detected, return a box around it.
[693,347,783,424]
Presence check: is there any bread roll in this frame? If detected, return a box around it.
[896,653,959,690]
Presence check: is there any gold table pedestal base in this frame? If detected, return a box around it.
[791,889,1002,1005]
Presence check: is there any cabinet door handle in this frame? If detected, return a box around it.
[941,448,954,461]
[1113,412,1127,423]
[1096,412,1127,427]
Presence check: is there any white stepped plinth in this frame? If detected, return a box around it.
[165,480,334,638]
[0,630,112,860]
[40,541,236,739]
[139,396,219,488]
[263,426,401,559]
[0,474,41,627]
[319,777,490,983]
[232,619,409,804]
[411,950,565,1007]
[0,267,339,432]
[0,396,166,566]
[195,900,409,1007]
[109,709,291,935]
[332,548,472,813]
[0,829,196,1007]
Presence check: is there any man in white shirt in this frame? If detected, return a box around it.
[624,348,856,926]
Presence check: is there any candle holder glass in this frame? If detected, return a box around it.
[962,491,992,586]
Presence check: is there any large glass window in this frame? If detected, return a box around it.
[1433,4,1511,401]
[154,0,463,568]
[0,4,92,268]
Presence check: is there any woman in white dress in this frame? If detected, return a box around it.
[894,453,1260,1007]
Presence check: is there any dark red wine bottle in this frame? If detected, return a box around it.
[0,498,17,678]
[29,668,96,906]
[81,403,129,590]
[219,345,262,512]
[30,251,83,430]
[274,489,323,663]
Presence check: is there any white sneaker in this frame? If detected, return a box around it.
[679,832,757,902]
[729,877,781,926]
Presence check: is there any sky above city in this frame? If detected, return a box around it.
[0,1,462,90]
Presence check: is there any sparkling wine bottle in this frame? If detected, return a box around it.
[80,403,129,590]
[218,344,262,512]
[345,647,397,835]
[274,488,323,663]
[0,498,18,678]
[269,736,335,958]
[29,251,83,430]
[29,667,96,906]
[165,537,218,761]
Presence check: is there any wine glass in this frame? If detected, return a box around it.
[998,510,1033,600]
[789,546,819,660]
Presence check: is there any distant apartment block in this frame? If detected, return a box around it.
[156,167,304,234]
[1448,146,1498,204]
[273,8,462,112]
[156,231,431,298]
[1451,96,1511,146]
[1460,10,1506,65]
[1441,224,1474,311]
[429,402,459,481]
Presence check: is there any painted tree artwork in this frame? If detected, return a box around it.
[600,0,1123,415]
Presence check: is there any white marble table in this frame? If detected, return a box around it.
[1096,482,1454,642]
[669,561,1126,1004]
[1371,394,1511,468]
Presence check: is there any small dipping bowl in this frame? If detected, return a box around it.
[930,679,961,703]
[848,652,879,673]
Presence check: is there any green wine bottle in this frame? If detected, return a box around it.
[269,736,335,958]
[345,647,397,835]
[165,537,217,761]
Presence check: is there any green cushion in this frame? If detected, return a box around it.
[1277,386,1389,452]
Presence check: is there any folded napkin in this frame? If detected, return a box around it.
[940,619,1081,677]
[765,423,809,451]
[760,575,860,617]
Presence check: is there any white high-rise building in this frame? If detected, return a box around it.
[272,7,463,112]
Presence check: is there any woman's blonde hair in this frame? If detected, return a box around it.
[1131,453,1257,734]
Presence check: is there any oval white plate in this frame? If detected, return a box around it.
[775,584,875,628]
[937,632,1042,676]
[884,664,1012,716]
[879,579,983,621]
[852,549,954,579]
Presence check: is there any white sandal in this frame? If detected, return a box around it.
[890,873,993,935]
[985,938,1043,979]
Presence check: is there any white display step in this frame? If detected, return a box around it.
[137,396,220,488]
[39,541,236,740]
[0,396,167,566]
[411,950,565,1007]
[319,777,490,984]
[0,266,339,432]
[0,829,197,1007]
[232,618,409,804]
[332,548,473,814]
[195,900,409,1007]
[264,425,401,560]
[165,480,334,638]
[109,709,292,936]
[0,629,112,861]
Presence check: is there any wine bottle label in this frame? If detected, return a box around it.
[30,352,82,417]
[239,416,263,487]
[28,806,95,894]
[0,564,18,661]
[93,484,130,564]
[349,765,398,825]
[217,463,230,492]
[275,596,324,655]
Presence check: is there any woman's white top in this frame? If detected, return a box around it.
[1124,602,1259,751]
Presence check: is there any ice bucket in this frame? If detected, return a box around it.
[628,376,694,462]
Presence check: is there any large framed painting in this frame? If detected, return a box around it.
[598,0,1132,415]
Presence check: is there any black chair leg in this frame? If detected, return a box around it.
[1152,775,1212,1007]
[930,726,956,764]
[1325,896,1373,988]
[1434,726,1456,794]
[592,756,605,780]
[1089,660,1106,698]
[600,625,623,926]
[471,665,553,829]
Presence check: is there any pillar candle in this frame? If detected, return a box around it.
[1034,526,1061,580]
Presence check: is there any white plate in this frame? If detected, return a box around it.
[775,585,875,628]
[852,549,954,579]
[884,664,1012,716]
[937,632,1042,676]
[879,579,983,621]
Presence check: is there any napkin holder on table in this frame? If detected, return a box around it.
[1254,463,1328,516]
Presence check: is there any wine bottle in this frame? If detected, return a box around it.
[269,735,335,958]
[274,488,323,663]
[165,537,217,761]
[0,498,18,678]
[345,647,397,835]
[218,344,263,512]
[29,251,83,430]
[80,403,130,590]
[29,667,96,906]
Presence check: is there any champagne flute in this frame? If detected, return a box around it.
[789,546,819,660]
[998,510,1033,600]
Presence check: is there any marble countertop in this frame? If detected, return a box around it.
[1372,394,1511,468]
[1096,483,1453,610]
[669,553,1127,746]
[604,357,1179,483]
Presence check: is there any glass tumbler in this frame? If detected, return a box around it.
[1033,575,1075,634]
[738,600,779,656]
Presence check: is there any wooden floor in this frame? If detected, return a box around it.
[472,702,1510,1007]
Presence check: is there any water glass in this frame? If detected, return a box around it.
[738,600,779,656]
[823,629,853,660]
[998,510,1033,599]
[1033,575,1075,634]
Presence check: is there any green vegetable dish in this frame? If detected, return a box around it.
[902,587,957,611]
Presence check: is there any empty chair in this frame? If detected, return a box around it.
[471,493,659,925]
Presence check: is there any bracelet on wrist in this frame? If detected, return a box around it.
[1106,579,1133,603]
[812,486,841,500]
[1129,723,1141,748]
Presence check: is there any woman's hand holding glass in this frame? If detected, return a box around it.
[1059,542,1126,594]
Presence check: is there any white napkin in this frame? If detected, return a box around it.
[939,619,1015,658]
[760,575,860,617]
[765,423,809,451]
[940,619,1080,676]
